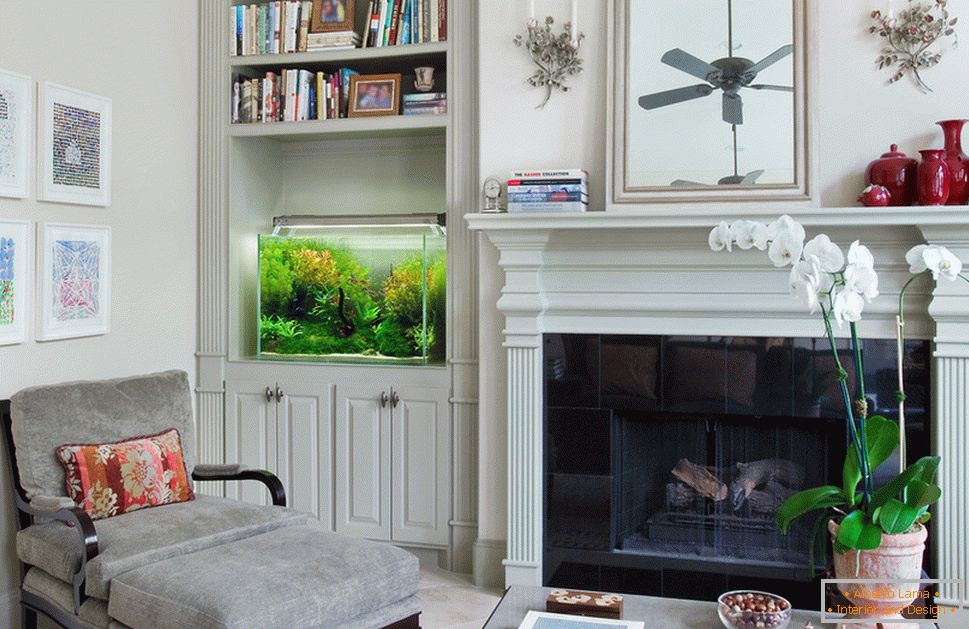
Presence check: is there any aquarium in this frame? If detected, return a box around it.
[258,214,446,365]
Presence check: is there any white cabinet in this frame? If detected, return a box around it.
[336,384,451,546]
[225,377,333,529]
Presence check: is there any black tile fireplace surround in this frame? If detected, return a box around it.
[543,334,931,608]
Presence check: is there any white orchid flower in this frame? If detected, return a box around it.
[845,264,880,302]
[789,255,824,313]
[768,233,804,267]
[922,245,963,281]
[733,220,769,251]
[708,221,733,252]
[803,234,844,273]
[905,244,929,273]
[833,288,865,327]
[847,240,875,270]
[767,214,806,243]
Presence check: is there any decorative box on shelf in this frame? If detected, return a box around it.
[546,589,624,620]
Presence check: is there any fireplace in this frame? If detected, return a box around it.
[543,334,931,606]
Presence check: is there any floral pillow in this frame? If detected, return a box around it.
[55,429,194,520]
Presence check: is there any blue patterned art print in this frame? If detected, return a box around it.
[0,236,14,325]
[51,239,100,321]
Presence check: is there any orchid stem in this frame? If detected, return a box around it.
[849,322,872,508]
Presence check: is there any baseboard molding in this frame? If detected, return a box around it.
[472,538,506,589]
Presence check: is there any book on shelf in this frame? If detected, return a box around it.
[401,92,446,115]
[509,168,588,181]
[507,191,588,203]
[507,201,588,213]
[232,0,447,56]
[232,65,362,123]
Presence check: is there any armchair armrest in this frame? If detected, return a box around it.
[20,499,98,614]
[192,465,286,507]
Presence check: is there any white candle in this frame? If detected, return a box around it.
[571,0,578,43]
[529,0,535,20]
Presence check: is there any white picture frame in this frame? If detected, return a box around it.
[38,223,111,341]
[0,220,31,345]
[519,611,645,629]
[39,82,112,206]
[0,69,32,199]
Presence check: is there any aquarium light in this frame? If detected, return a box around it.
[272,213,446,235]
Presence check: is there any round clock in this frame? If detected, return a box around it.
[482,177,503,213]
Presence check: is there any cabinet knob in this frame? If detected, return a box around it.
[390,388,400,408]
[265,387,274,403]
[276,386,285,401]
[380,391,389,408]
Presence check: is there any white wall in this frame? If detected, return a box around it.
[0,0,198,623]
[475,0,969,558]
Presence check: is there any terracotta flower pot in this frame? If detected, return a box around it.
[827,520,927,629]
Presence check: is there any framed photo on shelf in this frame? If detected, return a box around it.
[310,0,354,33]
[38,223,111,341]
[348,74,401,117]
[39,82,112,206]
[0,220,31,346]
[0,69,32,199]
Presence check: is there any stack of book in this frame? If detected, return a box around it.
[506,169,589,213]
[363,0,447,47]
[232,67,359,123]
[402,92,447,116]
[306,31,361,51]
[232,1,315,56]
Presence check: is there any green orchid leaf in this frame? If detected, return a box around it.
[904,479,941,510]
[843,416,899,500]
[776,486,845,533]
[871,506,881,525]
[837,510,883,550]
[871,456,941,510]
[877,498,920,535]
[918,512,932,524]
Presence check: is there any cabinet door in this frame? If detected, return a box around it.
[224,379,277,506]
[335,385,391,540]
[275,380,334,529]
[392,386,451,546]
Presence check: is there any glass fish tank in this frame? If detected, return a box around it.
[258,214,446,365]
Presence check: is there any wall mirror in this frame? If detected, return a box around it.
[609,0,815,207]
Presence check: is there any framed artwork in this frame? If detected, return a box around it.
[347,74,401,117]
[38,223,111,341]
[0,220,31,345]
[0,70,32,199]
[311,0,355,33]
[39,82,112,206]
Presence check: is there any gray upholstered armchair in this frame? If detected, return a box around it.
[3,371,421,629]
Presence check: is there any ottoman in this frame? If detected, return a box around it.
[105,524,421,629]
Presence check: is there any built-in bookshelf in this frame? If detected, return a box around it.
[198,0,478,572]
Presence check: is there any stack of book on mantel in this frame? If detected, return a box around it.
[506,169,588,213]
[306,31,361,51]
[402,92,447,115]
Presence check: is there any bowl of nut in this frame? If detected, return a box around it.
[717,590,792,629]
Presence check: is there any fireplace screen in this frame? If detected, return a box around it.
[544,334,931,604]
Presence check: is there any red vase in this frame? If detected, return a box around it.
[918,149,951,205]
[865,144,918,206]
[937,119,969,205]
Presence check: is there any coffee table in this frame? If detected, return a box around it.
[483,586,823,629]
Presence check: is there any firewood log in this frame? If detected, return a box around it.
[730,459,805,510]
[671,458,727,501]
[747,480,796,515]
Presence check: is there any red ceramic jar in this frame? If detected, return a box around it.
[865,144,918,206]
[937,119,969,205]
[918,149,950,206]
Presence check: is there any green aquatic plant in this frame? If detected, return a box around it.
[259,244,295,317]
[259,315,300,352]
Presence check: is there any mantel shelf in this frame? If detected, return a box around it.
[228,42,449,68]
[228,114,447,141]
[466,206,969,232]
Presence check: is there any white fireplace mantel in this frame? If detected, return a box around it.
[467,207,969,606]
